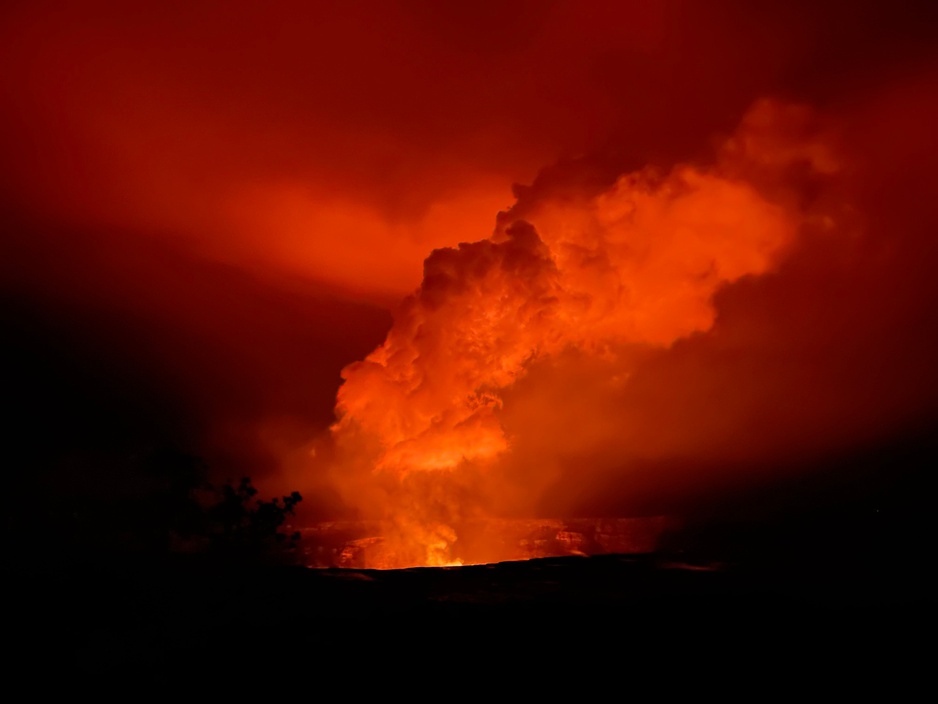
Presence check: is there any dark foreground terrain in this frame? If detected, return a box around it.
[6,547,931,679]
[5,433,933,681]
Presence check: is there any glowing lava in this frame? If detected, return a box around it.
[327,99,838,569]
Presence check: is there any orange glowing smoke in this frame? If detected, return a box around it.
[327,100,838,568]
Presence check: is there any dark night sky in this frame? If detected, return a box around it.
[2,1,937,539]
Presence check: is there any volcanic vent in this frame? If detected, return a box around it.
[316,99,838,569]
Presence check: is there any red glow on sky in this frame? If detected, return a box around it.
[3,1,937,567]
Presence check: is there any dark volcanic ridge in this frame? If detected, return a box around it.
[8,545,929,675]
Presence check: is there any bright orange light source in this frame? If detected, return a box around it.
[326,99,837,569]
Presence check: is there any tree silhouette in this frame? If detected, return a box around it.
[2,441,306,568]
[205,476,303,564]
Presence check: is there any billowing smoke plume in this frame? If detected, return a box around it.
[326,99,839,567]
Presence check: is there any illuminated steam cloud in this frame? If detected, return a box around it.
[328,99,837,566]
